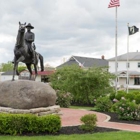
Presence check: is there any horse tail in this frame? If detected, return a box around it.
[38,53,44,71]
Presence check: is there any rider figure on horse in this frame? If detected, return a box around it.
[12,22,44,81]
[25,23,36,64]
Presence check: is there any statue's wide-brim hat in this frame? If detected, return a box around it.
[26,23,34,29]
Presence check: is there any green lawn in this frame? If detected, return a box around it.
[70,105,99,111]
[70,106,94,110]
[0,131,140,140]
[128,89,140,93]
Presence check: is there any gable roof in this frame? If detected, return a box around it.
[57,56,108,68]
[108,52,140,61]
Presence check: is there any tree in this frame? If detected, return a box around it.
[50,65,115,105]
[0,61,13,72]
[0,62,26,73]
[18,66,27,73]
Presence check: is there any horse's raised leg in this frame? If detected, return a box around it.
[26,63,32,80]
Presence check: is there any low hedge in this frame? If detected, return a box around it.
[0,113,61,135]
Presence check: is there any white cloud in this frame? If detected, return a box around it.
[0,34,15,43]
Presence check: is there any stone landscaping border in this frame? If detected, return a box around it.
[0,105,61,116]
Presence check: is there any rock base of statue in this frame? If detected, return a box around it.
[0,105,61,116]
[0,80,57,109]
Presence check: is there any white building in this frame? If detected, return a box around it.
[20,70,54,82]
[0,70,55,82]
[108,52,140,88]
[1,71,18,81]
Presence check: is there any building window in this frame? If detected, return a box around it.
[134,77,140,85]
[138,62,140,68]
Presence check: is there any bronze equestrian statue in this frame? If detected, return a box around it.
[12,22,44,81]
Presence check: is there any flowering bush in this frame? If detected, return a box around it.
[94,96,113,112]
[109,92,116,101]
[113,98,119,103]
[137,105,140,120]
[56,90,73,108]
[125,92,135,101]
[135,94,140,104]
[115,91,127,100]
[112,98,140,120]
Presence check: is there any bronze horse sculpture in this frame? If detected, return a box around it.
[12,22,44,81]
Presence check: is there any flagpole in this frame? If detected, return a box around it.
[108,0,120,93]
[115,6,118,94]
[126,23,129,93]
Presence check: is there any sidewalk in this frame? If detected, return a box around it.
[60,108,140,132]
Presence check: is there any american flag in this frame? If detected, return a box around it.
[108,0,120,8]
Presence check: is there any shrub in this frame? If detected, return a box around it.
[56,90,73,108]
[135,94,140,104]
[137,105,140,120]
[80,114,97,131]
[112,99,139,120]
[94,96,113,112]
[131,91,140,96]
[109,92,116,101]
[125,92,135,101]
[115,91,127,100]
[0,113,61,135]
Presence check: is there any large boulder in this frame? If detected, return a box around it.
[0,80,56,109]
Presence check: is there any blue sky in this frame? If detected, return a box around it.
[0,0,140,67]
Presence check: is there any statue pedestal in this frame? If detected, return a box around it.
[0,105,61,116]
[0,80,56,109]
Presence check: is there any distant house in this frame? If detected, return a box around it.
[32,70,55,82]
[44,64,56,71]
[57,55,108,69]
[108,52,140,88]
[20,70,55,82]
[1,70,54,82]
[1,71,18,81]
[0,72,4,81]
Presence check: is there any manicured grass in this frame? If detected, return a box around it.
[70,106,94,110]
[0,131,140,140]
[70,106,98,111]
[129,89,140,93]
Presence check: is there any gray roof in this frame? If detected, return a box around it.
[57,56,108,68]
[108,52,140,61]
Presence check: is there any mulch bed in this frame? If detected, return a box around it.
[21,126,119,136]
[104,112,140,125]
[58,125,119,135]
